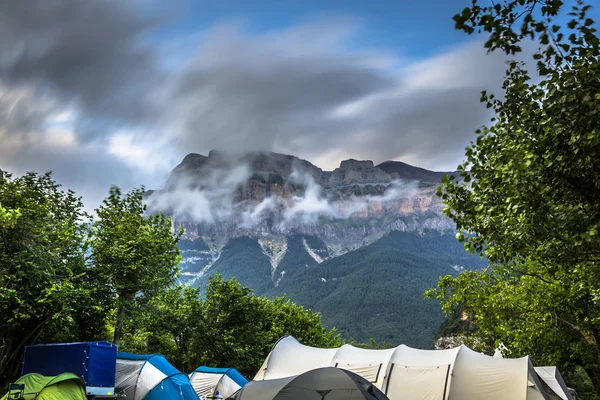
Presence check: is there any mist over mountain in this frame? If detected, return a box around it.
[144,150,479,346]
[145,149,456,246]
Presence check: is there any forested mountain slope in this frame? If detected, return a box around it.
[269,230,486,348]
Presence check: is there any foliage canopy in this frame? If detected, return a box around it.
[428,0,600,396]
[0,172,110,386]
[90,186,183,346]
[121,275,343,377]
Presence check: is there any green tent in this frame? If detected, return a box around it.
[2,372,86,400]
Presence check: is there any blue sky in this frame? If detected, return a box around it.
[154,0,469,58]
[0,0,596,208]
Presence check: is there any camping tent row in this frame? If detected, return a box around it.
[115,353,248,400]
[252,336,574,400]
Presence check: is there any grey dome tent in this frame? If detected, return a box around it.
[228,367,389,400]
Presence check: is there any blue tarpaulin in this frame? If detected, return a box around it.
[22,341,117,395]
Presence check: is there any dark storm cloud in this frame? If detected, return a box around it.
[0,133,164,213]
[0,85,56,134]
[0,0,165,208]
[0,0,524,208]
[0,0,160,136]
[167,24,512,170]
[167,22,395,154]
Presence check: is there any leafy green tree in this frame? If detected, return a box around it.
[193,276,272,376]
[121,285,203,373]
[0,204,20,229]
[196,276,342,377]
[91,186,182,347]
[121,276,342,377]
[0,172,108,387]
[428,0,600,396]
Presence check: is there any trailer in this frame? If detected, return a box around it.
[22,341,118,398]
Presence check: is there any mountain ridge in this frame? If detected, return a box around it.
[146,150,458,286]
[158,150,456,189]
[145,151,481,347]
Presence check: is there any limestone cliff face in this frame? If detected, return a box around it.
[146,150,455,251]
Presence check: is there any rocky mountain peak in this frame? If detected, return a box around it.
[376,160,454,184]
[147,150,455,247]
[338,159,374,170]
[177,153,208,170]
[207,149,227,159]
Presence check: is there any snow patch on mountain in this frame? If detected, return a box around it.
[259,238,288,278]
[302,237,324,264]
[274,270,286,287]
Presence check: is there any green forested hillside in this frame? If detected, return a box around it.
[269,230,486,348]
[190,230,486,348]
[194,234,331,293]
[274,234,328,284]
[274,234,317,279]
[302,235,330,258]
[195,237,273,293]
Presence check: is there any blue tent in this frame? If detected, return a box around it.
[115,353,199,400]
[189,367,248,399]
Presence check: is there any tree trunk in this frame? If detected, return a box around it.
[0,317,49,390]
[583,366,600,398]
[113,301,126,348]
[591,338,600,397]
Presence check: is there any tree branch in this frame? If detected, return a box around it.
[557,316,598,346]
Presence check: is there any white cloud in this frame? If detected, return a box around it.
[145,161,252,223]
[44,128,77,148]
[283,170,334,224]
[50,109,75,123]
[107,132,174,173]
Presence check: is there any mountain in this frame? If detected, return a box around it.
[146,150,454,242]
[196,237,274,293]
[144,150,458,284]
[376,160,454,184]
[145,150,481,346]
[180,229,485,348]
[268,230,484,348]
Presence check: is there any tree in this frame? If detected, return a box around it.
[121,285,204,373]
[196,276,343,377]
[0,172,108,388]
[0,204,20,229]
[120,276,343,377]
[91,186,182,347]
[427,0,600,396]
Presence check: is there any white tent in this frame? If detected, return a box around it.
[188,367,248,399]
[254,336,569,400]
[115,353,199,400]
[494,344,573,400]
[534,367,574,400]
